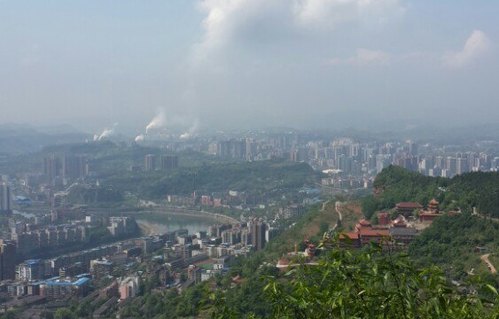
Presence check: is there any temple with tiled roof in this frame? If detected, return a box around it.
[428,198,439,213]
[417,198,443,223]
[396,202,423,217]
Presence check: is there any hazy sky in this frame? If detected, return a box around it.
[1,0,498,133]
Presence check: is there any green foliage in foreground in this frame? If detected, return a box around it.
[213,243,499,319]
[115,202,498,319]
[118,283,213,319]
[362,165,499,219]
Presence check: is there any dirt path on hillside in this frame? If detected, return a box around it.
[331,201,343,232]
[335,201,343,222]
[337,201,363,231]
[481,254,497,274]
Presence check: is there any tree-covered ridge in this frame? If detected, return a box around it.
[0,140,219,176]
[66,184,123,204]
[104,160,318,199]
[363,165,499,219]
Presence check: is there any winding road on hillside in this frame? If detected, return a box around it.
[481,254,497,274]
[335,201,343,223]
[325,201,343,233]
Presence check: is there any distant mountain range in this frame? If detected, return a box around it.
[1,121,498,155]
[0,124,89,155]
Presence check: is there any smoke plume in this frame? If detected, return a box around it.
[94,123,118,141]
[146,109,167,133]
[135,134,145,142]
[179,119,200,139]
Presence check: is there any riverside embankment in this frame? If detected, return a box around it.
[130,207,239,235]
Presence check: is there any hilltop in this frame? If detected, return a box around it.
[360,166,499,282]
[362,165,499,219]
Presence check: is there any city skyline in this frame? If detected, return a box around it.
[0,2,497,315]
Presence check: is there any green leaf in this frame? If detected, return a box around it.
[486,284,498,296]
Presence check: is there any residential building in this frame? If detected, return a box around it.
[160,155,178,170]
[0,183,11,214]
[144,154,156,171]
[16,260,45,281]
[250,220,266,251]
[0,239,16,280]
[119,276,140,300]
[40,277,91,299]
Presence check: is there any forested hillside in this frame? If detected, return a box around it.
[362,165,499,219]
[409,213,499,282]
[104,160,318,199]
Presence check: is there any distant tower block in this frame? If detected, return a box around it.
[160,155,179,170]
[144,154,157,171]
[0,183,11,214]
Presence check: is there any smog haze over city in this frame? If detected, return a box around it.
[1,0,499,133]
[1,1,499,318]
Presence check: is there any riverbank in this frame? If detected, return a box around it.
[137,220,158,236]
[128,207,239,225]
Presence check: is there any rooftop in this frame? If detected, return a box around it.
[43,277,90,287]
[396,202,423,209]
[390,227,418,236]
[429,198,439,205]
[359,229,390,237]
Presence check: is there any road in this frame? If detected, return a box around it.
[481,254,497,274]
[130,207,239,224]
[321,200,331,212]
[335,201,343,223]
[325,201,343,233]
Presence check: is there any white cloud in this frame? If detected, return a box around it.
[328,48,391,66]
[193,0,293,64]
[193,0,404,63]
[196,0,244,54]
[443,30,491,68]
[294,0,404,30]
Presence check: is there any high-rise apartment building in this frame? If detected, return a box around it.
[446,157,457,177]
[144,154,156,171]
[16,259,45,281]
[456,157,469,175]
[251,220,266,251]
[217,140,246,159]
[43,155,60,185]
[160,155,178,170]
[0,183,11,214]
[63,155,88,180]
[0,239,16,280]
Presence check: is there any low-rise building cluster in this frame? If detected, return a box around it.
[340,199,447,249]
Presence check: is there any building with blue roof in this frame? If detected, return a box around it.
[40,277,91,299]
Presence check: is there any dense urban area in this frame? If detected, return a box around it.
[0,126,497,318]
[2,0,499,317]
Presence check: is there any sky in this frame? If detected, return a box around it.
[0,0,498,134]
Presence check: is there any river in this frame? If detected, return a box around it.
[134,211,228,236]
